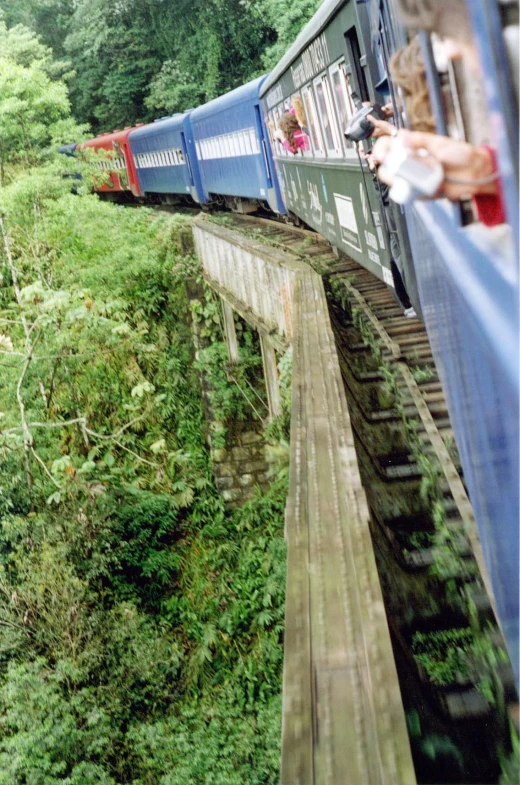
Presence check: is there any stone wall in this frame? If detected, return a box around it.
[186,277,271,509]
[210,420,271,506]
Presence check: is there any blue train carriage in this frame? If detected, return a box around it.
[367,0,519,684]
[128,112,205,205]
[190,76,285,215]
[259,0,397,287]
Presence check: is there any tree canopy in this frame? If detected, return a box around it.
[0,0,321,132]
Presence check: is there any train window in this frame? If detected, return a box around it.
[314,75,342,156]
[290,92,312,158]
[271,106,283,156]
[329,61,356,151]
[249,129,258,155]
[265,116,275,154]
[434,38,468,141]
[344,27,370,104]
[302,86,323,154]
[237,131,244,156]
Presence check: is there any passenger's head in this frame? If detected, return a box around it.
[279,111,301,152]
[394,0,472,42]
[394,0,479,73]
[291,95,307,128]
[390,36,435,132]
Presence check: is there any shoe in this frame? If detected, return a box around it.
[404,307,417,319]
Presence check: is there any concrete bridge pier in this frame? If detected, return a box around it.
[221,296,239,365]
[259,332,281,420]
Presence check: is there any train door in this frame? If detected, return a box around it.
[368,1,423,315]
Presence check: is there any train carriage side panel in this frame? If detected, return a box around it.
[408,204,519,686]
[79,128,142,197]
[365,0,519,684]
[260,0,397,287]
[128,113,205,203]
[190,76,285,214]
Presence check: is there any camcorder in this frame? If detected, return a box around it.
[344,101,387,142]
[380,137,444,204]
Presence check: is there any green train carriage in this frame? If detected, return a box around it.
[260,0,404,291]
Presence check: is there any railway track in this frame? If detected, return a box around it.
[204,212,518,783]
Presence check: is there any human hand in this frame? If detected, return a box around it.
[367,114,396,139]
[365,152,378,171]
[382,103,394,118]
[372,130,497,200]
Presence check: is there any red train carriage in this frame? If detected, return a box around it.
[79,127,143,198]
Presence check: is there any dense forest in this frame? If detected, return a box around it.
[0,3,321,781]
[0,0,320,133]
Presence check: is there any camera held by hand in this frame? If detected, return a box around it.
[344,103,387,141]
[379,137,444,204]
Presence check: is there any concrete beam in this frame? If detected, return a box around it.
[221,297,239,364]
[260,332,281,420]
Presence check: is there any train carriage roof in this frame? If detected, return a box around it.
[191,75,267,122]
[260,0,347,95]
[129,113,187,142]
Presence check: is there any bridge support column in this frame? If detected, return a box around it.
[260,332,281,420]
[221,297,239,364]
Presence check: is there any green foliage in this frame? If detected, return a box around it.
[0,659,116,785]
[500,728,520,785]
[405,709,466,779]
[411,364,433,383]
[411,627,474,686]
[128,689,282,785]
[0,0,322,132]
[261,0,322,70]
[0,153,286,779]
[0,19,87,179]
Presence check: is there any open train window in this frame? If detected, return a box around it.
[313,75,342,157]
[424,33,467,141]
[290,92,312,158]
[265,112,276,152]
[302,86,323,155]
[343,27,370,105]
[329,61,356,151]
[273,106,287,156]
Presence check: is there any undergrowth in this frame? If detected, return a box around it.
[0,175,286,784]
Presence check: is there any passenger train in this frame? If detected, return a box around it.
[67,0,519,686]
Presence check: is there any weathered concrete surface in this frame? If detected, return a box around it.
[193,216,416,785]
[193,217,307,343]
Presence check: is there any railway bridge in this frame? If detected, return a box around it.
[193,215,416,785]
[192,214,513,785]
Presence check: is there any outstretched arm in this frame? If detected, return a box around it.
[371,130,498,201]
